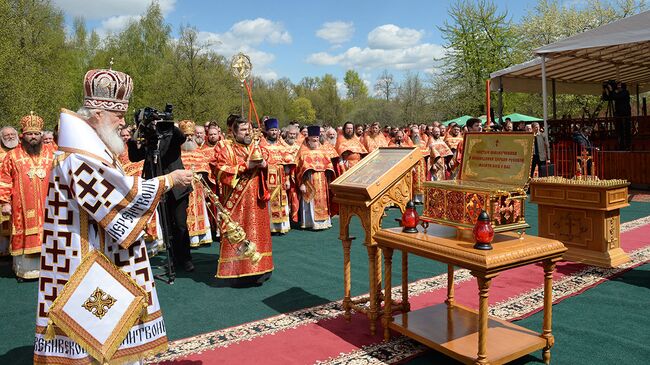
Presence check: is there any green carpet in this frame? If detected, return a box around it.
[0,201,648,364]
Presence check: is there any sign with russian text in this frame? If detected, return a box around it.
[460,132,534,186]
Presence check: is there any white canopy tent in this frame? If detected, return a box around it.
[490,10,650,141]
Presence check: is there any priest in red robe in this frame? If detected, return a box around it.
[179,119,213,247]
[297,126,335,230]
[211,116,273,286]
[0,113,55,279]
[335,121,367,172]
[261,118,292,234]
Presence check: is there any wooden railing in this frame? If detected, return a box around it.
[546,116,650,151]
[550,141,650,185]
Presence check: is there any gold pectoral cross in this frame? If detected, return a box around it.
[27,166,46,180]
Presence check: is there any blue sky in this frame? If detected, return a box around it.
[52,0,554,93]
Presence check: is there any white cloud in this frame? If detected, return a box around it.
[52,0,176,20]
[308,23,444,75]
[230,18,292,45]
[307,43,445,73]
[99,15,141,36]
[316,21,354,44]
[367,24,423,49]
[196,18,291,81]
[306,52,341,66]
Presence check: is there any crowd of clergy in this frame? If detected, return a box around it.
[0,113,520,280]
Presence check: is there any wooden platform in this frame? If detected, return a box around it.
[391,304,546,365]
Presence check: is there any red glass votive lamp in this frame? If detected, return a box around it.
[401,200,419,233]
[473,210,494,250]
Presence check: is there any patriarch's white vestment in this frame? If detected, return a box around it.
[34,110,169,365]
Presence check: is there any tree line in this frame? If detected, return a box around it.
[0,0,646,131]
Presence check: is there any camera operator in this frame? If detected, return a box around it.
[602,80,632,150]
[127,109,195,272]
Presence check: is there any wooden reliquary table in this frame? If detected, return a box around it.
[374,225,566,365]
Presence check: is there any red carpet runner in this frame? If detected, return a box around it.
[148,216,650,365]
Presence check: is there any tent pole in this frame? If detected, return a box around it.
[552,79,557,120]
[498,76,504,124]
[636,82,641,117]
[541,55,549,151]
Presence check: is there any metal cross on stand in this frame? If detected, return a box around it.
[576,148,592,178]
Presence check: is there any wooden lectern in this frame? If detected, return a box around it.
[330,147,420,334]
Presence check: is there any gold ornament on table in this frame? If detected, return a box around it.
[193,174,262,264]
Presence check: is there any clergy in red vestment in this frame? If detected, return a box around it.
[429,126,453,181]
[0,113,54,279]
[261,118,293,234]
[212,116,273,286]
[363,122,388,153]
[410,126,430,203]
[283,125,301,224]
[194,124,207,150]
[297,126,335,230]
[320,127,342,216]
[205,124,222,150]
[0,126,17,257]
[117,126,132,166]
[179,120,213,247]
[335,121,367,172]
[388,129,413,147]
[445,123,464,179]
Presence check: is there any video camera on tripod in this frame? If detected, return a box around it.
[134,104,174,144]
[129,103,184,284]
[601,80,618,118]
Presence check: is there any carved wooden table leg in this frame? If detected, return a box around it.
[366,244,379,335]
[475,275,492,365]
[375,245,384,308]
[401,251,409,312]
[445,264,455,305]
[542,260,557,365]
[382,247,394,341]
[342,238,352,322]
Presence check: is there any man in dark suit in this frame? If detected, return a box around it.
[531,122,550,178]
[127,120,194,272]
